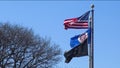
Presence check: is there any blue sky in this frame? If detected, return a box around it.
[0,1,120,68]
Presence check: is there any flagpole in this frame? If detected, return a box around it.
[89,4,94,68]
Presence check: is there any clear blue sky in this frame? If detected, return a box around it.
[0,1,120,68]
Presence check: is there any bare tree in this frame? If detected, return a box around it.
[0,23,61,68]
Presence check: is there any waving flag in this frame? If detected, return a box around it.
[64,39,88,63]
[64,11,90,29]
[70,28,91,48]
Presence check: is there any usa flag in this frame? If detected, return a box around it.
[64,11,90,29]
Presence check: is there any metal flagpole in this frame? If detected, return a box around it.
[89,4,94,68]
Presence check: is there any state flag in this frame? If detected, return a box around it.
[70,28,91,48]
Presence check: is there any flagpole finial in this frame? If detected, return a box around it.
[91,4,94,9]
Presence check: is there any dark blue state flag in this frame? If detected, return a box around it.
[70,28,91,48]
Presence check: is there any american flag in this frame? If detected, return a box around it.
[64,11,90,29]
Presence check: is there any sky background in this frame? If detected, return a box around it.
[0,1,120,68]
